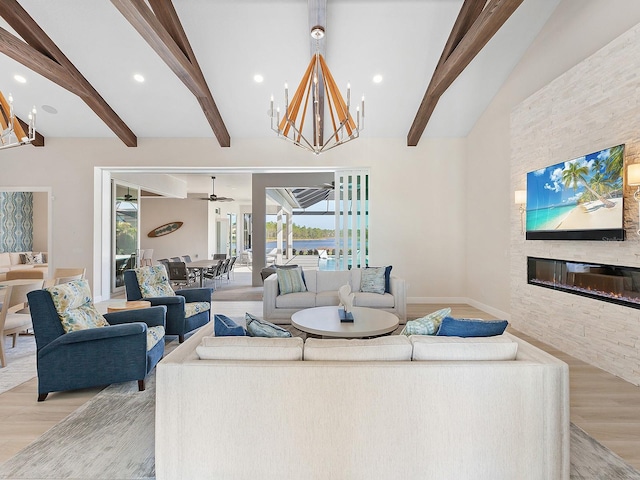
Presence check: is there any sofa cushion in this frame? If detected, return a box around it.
[401,307,451,336]
[46,279,109,333]
[185,301,210,319]
[196,336,303,360]
[214,314,247,336]
[316,270,352,292]
[410,335,518,361]
[315,290,339,307]
[360,267,385,294]
[136,265,176,298]
[246,313,292,337]
[147,325,165,350]
[436,317,509,337]
[304,336,412,361]
[275,291,316,309]
[0,253,10,268]
[352,292,395,308]
[10,252,24,265]
[276,266,307,295]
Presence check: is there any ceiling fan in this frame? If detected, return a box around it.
[201,176,234,202]
[116,187,136,201]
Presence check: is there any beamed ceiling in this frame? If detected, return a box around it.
[0,0,560,148]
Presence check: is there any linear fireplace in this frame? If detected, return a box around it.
[527,257,640,309]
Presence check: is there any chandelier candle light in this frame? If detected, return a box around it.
[270,26,363,155]
[0,91,36,150]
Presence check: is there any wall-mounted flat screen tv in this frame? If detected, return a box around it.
[526,144,625,241]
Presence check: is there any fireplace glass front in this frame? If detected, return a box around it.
[527,257,640,309]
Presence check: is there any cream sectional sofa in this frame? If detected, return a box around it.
[0,251,48,281]
[263,268,407,323]
[156,324,570,480]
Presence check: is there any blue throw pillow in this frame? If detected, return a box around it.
[436,317,508,338]
[214,314,247,337]
[245,312,292,338]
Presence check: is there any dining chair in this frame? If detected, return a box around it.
[142,249,154,266]
[44,268,86,288]
[1,280,45,367]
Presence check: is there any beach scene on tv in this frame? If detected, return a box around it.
[526,144,624,232]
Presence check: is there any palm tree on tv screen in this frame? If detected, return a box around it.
[562,161,615,208]
[605,145,624,182]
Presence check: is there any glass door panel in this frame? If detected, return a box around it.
[112,182,139,293]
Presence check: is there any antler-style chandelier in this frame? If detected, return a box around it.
[0,91,36,151]
[270,26,364,155]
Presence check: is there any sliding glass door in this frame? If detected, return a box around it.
[334,169,369,270]
[112,182,140,293]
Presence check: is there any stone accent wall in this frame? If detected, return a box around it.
[511,23,640,385]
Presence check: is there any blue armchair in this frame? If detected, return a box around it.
[124,265,212,343]
[28,283,166,402]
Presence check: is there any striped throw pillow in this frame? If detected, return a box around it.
[276,266,307,295]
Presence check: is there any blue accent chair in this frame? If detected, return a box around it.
[124,268,212,343]
[27,289,166,402]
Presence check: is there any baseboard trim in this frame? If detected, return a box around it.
[408,297,469,304]
[407,297,510,321]
[466,298,510,321]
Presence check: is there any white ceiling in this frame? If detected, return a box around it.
[0,0,561,142]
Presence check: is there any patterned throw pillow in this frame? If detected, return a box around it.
[46,279,109,333]
[401,307,451,336]
[245,312,292,338]
[135,265,176,298]
[25,252,43,264]
[360,266,385,294]
[276,266,307,295]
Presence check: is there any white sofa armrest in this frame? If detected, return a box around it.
[390,276,407,322]
[263,274,279,319]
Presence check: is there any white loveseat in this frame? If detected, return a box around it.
[155,324,570,480]
[263,268,407,323]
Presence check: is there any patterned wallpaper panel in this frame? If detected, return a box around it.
[0,192,33,252]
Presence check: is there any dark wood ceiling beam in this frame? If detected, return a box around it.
[407,0,523,146]
[0,28,86,96]
[148,0,230,147]
[112,0,230,147]
[0,0,137,147]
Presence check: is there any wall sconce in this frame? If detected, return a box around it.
[627,164,640,234]
[514,190,526,234]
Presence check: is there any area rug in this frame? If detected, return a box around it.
[1,348,639,480]
[0,335,36,395]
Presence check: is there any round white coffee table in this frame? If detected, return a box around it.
[291,306,399,338]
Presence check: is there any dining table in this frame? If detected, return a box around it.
[185,259,219,287]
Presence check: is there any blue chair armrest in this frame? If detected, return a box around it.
[104,306,166,328]
[147,296,184,306]
[40,323,146,354]
[175,288,213,303]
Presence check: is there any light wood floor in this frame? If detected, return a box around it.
[1,301,639,471]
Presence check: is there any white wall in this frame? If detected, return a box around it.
[466,0,640,315]
[0,136,467,302]
[140,197,209,263]
[32,191,48,253]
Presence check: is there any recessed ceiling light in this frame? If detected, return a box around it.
[254,74,264,83]
[373,74,383,84]
[133,74,145,83]
[14,74,26,83]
